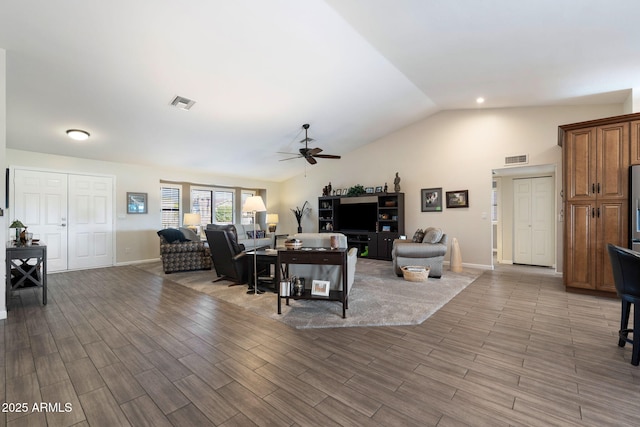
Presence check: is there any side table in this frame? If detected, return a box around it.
[6,243,47,310]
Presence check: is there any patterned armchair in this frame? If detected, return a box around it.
[158,228,212,273]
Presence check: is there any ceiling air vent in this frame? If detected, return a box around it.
[169,95,196,111]
[504,154,528,166]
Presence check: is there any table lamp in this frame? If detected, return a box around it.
[183,213,201,236]
[242,196,267,295]
[266,213,279,232]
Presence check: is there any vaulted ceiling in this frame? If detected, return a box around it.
[1,0,639,181]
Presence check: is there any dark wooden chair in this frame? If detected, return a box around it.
[607,244,640,365]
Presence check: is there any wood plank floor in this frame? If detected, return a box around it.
[2,263,639,426]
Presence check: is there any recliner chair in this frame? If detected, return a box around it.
[205,226,248,285]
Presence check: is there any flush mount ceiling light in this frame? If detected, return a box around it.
[476,97,485,104]
[66,129,90,141]
[169,95,196,111]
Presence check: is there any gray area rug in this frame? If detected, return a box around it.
[136,258,481,329]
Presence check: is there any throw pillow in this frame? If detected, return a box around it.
[423,227,443,244]
[179,227,199,241]
[246,230,266,239]
[412,229,425,243]
[157,228,187,243]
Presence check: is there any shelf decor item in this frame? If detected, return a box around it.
[311,280,330,296]
[446,190,469,208]
[421,188,443,212]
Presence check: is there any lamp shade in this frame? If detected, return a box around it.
[266,213,279,224]
[242,196,266,213]
[183,213,201,226]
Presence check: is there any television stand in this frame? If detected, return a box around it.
[318,193,404,260]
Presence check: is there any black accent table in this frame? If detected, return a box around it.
[276,248,348,318]
[6,243,47,310]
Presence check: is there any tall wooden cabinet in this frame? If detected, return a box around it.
[560,114,639,293]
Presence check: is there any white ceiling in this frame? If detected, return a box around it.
[1,0,639,182]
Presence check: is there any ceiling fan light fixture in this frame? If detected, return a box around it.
[66,129,90,141]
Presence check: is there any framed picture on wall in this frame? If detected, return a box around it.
[446,190,469,208]
[421,188,442,212]
[127,192,148,214]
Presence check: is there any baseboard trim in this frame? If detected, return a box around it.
[116,258,160,267]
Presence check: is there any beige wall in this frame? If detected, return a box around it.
[6,150,281,265]
[281,104,624,270]
[3,103,627,278]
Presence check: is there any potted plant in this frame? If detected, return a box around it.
[291,201,311,233]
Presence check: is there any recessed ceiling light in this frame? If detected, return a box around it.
[476,97,485,104]
[66,129,90,141]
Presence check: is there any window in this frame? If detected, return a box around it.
[241,190,256,224]
[161,185,181,228]
[191,187,235,225]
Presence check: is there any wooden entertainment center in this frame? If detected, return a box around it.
[318,193,404,260]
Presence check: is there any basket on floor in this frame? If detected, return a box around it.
[401,266,430,282]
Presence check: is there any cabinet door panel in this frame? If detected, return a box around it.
[631,120,640,165]
[598,123,629,199]
[596,201,628,292]
[565,202,595,289]
[565,128,596,201]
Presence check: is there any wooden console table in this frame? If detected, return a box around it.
[276,248,348,318]
[6,243,47,310]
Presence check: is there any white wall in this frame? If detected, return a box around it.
[280,104,623,270]
[1,49,7,318]
[6,150,281,264]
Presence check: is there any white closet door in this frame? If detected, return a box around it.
[68,174,114,270]
[513,176,554,267]
[14,169,69,272]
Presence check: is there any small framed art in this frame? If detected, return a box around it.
[127,192,148,214]
[446,190,469,208]
[421,188,442,212]
[365,187,374,194]
[311,280,330,296]
[335,189,342,196]
[375,186,383,193]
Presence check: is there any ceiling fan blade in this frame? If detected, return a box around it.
[277,151,299,155]
[308,147,323,156]
[279,155,302,161]
[306,156,317,165]
[313,154,341,159]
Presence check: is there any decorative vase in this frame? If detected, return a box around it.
[297,225,302,233]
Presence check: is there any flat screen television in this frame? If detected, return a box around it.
[337,202,377,232]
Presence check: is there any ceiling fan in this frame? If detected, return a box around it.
[279,124,341,165]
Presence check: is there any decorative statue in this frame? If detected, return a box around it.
[327,182,332,195]
[394,172,401,192]
[384,182,388,193]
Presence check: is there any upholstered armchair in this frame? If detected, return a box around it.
[392,227,448,278]
[287,233,358,295]
[158,228,212,274]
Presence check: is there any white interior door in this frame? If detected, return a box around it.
[68,174,114,269]
[14,169,69,272]
[513,176,554,267]
[13,169,114,272]
[514,179,533,264]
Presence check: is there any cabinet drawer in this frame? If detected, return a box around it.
[279,250,343,265]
